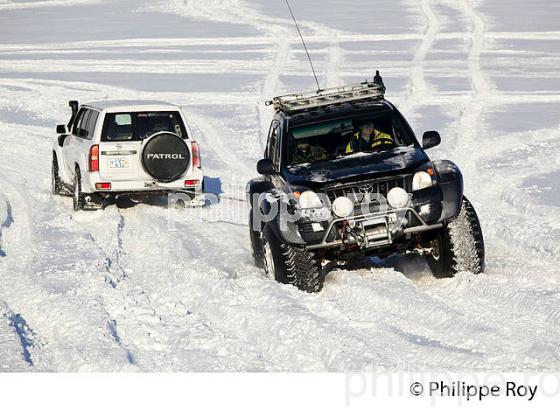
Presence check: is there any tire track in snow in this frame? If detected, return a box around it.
[77,209,172,368]
[151,0,342,149]
[409,0,560,358]
[257,35,291,149]
[398,0,439,116]
[1,302,39,367]
[188,111,255,179]
[0,126,143,370]
[78,205,260,370]
[0,193,14,257]
[106,318,136,365]
[458,0,491,95]
[3,31,560,53]
[443,1,557,271]
[0,176,35,271]
[432,0,492,192]
[84,211,128,288]
[102,205,276,370]
[423,274,560,369]
[411,0,440,96]
[6,312,36,366]
[324,30,342,88]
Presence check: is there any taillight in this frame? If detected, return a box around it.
[185,179,199,187]
[95,182,111,190]
[191,142,201,168]
[89,144,99,172]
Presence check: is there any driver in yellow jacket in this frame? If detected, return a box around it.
[345,121,394,153]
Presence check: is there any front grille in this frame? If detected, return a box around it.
[323,175,411,207]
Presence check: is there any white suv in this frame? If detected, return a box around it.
[52,100,204,210]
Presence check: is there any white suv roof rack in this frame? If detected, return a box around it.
[266,73,386,114]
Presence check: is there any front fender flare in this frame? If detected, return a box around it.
[433,160,463,222]
[252,192,305,246]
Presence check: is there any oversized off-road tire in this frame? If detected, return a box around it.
[425,196,485,278]
[72,167,85,211]
[52,154,70,196]
[262,224,323,293]
[249,210,264,269]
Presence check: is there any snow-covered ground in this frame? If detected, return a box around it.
[1,0,560,371]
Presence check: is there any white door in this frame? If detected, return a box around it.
[64,108,87,179]
[97,113,142,181]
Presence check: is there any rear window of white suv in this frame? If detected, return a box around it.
[101,111,187,141]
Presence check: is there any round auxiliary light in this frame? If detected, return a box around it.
[332,196,354,218]
[387,187,410,209]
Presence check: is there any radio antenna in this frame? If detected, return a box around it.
[284,0,322,93]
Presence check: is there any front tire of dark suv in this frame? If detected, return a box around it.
[425,196,485,278]
[261,224,324,293]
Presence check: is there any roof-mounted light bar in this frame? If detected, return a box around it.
[266,71,386,114]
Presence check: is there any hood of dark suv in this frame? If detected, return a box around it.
[283,146,429,188]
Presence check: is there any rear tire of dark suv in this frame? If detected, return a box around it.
[261,224,324,293]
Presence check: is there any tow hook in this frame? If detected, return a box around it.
[406,247,434,256]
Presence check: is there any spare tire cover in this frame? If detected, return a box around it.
[142,132,190,182]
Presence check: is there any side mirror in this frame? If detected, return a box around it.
[422,131,441,149]
[56,124,67,134]
[257,158,275,175]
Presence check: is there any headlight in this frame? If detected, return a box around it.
[387,187,410,209]
[299,190,323,209]
[332,196,354,218]
[412,171,433,191]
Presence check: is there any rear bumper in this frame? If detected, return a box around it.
[82,168,204,193]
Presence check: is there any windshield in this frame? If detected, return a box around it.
[287,111,414,166]
[101,111,187,141]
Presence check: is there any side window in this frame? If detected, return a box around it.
[273,124,282,168]
[78,110,92,139]
[86,110,99,140]
[71,108,86,136]
[266,121,279,161]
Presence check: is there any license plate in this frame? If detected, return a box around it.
[109,158,129,168]
[144,181,159,189]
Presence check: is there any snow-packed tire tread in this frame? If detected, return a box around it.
[448,197,485,274]
[426,196,485,278]
[281,242,323,293]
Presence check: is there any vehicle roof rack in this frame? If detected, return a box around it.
[266,71,386,114]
